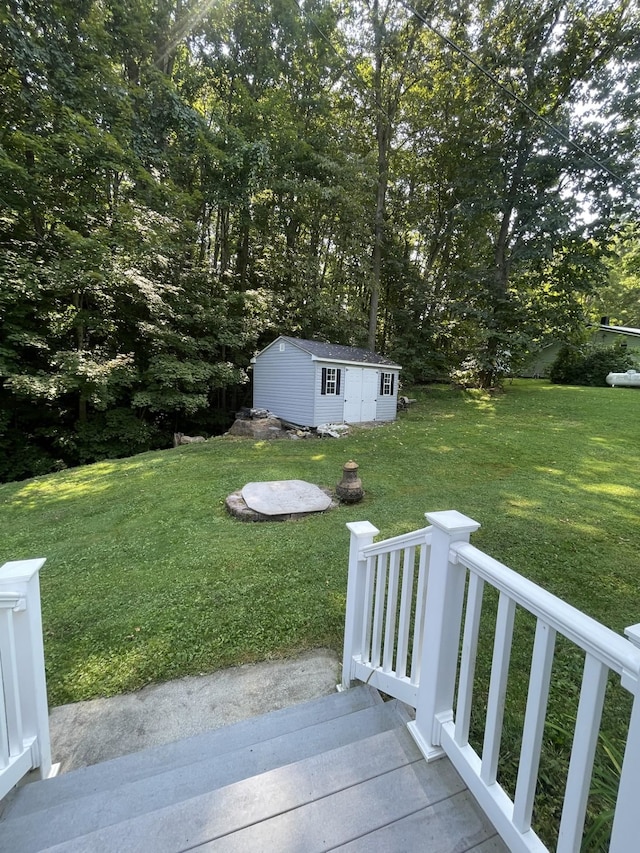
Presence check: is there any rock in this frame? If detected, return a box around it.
[225,485,337,522]
[242,480,332,516]
[227,416,287,439]
[316,423,350,438]
[173,433,206,446]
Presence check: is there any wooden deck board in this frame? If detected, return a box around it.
[194,760,505,853]
[4,688,507,853]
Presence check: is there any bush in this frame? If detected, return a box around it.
[69,409,164,465]
[549,342,640,386]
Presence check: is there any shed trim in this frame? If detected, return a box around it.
[311,354,402,370]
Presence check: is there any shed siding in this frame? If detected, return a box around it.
[253,342,315,425]
[313,361,345,425]
[252,336,401,427]
[376,369,400,421]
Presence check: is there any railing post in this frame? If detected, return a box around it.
[408,510,480,760]
[341,521,379,691]
[0,559,51,781]
[610,624,640,851]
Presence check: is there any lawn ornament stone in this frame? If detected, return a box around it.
[336,460,364,503]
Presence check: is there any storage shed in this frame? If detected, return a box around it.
[251,337,402,427]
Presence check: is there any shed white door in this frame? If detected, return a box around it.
[344,368,377,422]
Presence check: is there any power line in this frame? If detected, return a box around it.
[398,0,632,190]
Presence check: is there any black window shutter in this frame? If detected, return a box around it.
[391,374,395,395]
[321,367,327,395]
[380,372,384,395]
[336,369,341,395]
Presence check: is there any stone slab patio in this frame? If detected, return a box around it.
[241,480,332,516]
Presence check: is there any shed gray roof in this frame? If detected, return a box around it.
[278,337,401,368]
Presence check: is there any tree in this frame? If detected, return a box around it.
[592,225,640,326]
[457,0,639,386]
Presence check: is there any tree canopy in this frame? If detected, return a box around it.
[1,0,639,480]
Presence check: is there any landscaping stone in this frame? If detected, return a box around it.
[226,481,336,522]
[226,416,287,439]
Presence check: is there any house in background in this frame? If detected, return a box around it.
[521,318,640,377]
[251,336,401,427]
[591,319,640,347]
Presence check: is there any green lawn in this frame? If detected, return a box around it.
[1,379,640,712]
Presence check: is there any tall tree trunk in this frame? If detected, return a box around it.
[368,0,389,352]
[480,134,534,388]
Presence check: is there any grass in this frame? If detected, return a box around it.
[1,379,639,715]
[3,379,640,848]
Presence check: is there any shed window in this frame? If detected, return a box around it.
[380,372,395,396]
[321,367,341,395]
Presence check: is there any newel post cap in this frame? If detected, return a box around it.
[346,520,379,538]
[425,510,480,535]
[0,558,46,584]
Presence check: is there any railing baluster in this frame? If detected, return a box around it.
[382,549,401,673]
[0,558,51,796]
[455,572,485,747]
[396,545,416,679]
[0,608,24,759]
[0,645,10,769]
[361,555,376,664]
[344,515,640,853]
[610,673,640,852]
[556,654,608,853]
[410,540,430,684]
[513,619,556,833]
[481,592,516,785]
[371,553,388,669]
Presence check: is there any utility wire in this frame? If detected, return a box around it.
[398,0,631,190]
[296,0,633,194]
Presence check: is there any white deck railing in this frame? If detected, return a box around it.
[342,521,433,706]
[0,559,52,800]
[342,511,640,853]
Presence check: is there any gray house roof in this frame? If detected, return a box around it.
[596,323,640,338]
[257,336,402,369]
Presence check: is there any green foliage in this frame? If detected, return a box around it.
[592,224,640,326]
[549,341,640,386]
[1,0,639,474]
[66,409,164,464]
[582,732,624,852]
[543,717,625,851]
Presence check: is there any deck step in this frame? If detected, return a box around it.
[38,727,501,853]
[3,684,381,822]
[0,689,401,852]
[0,686,506,853]
[43,724,452,852]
